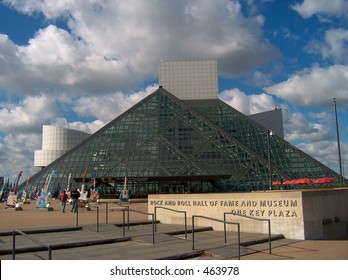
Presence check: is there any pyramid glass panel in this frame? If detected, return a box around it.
[21,88,345,196]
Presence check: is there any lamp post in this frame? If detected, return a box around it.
[267,129,273,190]
[334,98,344,186]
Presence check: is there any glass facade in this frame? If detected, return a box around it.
[21,87,345,196]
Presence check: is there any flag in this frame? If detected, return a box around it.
[122,177,127,199]
[82,167,88,184]
[14,171,23,191]
[42,174,50,194]
[93,173,97,188]
[67,173,72,191]
[46,170,55,193]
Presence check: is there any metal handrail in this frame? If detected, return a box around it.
[224,212,272,254]
[105,202,129,225]
[192,215,240,260]
[90,206,99,232]
[154,206,187,239]
[122,208,156,244]
[12,230,52,260]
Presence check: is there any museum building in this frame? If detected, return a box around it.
[20,61,346,196]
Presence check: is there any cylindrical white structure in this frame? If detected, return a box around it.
[34,125,90,168]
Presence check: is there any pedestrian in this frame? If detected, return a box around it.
[59,190,68,213]
[70,188,80,213]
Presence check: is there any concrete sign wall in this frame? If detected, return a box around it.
[148,189,348,240]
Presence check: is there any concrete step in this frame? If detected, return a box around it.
[0,223,296,260]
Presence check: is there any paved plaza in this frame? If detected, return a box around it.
[0,199,347,260]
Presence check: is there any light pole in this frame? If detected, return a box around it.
[334,98,344,186]
[267,129,273,190]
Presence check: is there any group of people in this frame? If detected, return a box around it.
[59,188,80,213]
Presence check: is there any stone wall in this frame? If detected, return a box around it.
[148,188,348,240]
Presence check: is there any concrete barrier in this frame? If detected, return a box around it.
[148,188,348,240]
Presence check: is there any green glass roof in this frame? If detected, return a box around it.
[21,87,345,194]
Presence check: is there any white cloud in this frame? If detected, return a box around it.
[1,0,346,182]
[52,118,103,135]
[219,88,276,115]
[0,133,41,180]
[283,111,334,142]
[0,94,58,133]
[73,84,158,123]
[0,0,278,98]
[305,29,348,64]
[292,0,348,19]
[297,141,347,173]
[265,65,348,107]
[3,0,74,19]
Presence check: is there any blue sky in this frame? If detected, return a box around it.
[0,0,347,184]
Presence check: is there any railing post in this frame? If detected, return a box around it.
[48,245,52,260]
[76,204,79,226]
[268,220,272,254]
[226,211,272,256]
[151,213,155,244]
[154,207,157,232]
[237,223,240,260]
[127,206,130,230]
[97,206,99,232]
[153,206,187,239]
[184,212,187,240]
[11,229,53,260]
[106,202,108,224]
[224,213,227,243]
[122,208,125,237]
[192,216,195,250]
[224,221,227,244]
[12,230,16,260]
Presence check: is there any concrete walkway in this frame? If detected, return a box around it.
[1,199,347,260]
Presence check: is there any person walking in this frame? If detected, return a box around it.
[59,190,68,213]
[70,188,80,213]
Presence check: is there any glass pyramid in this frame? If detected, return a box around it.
[22,87,345,195]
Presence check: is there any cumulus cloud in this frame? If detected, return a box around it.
[0,94,58,133]
[292,0,348,19]
[0,84,156,178]
[52,118,103,135]
[73,84,158,123]
[219,88,276,115]
[283,110,334,142]
[1,0,346,180]
[306,29,348,64]
[0,0,278,98]
[265,65,348,107]
[0,133,41,180]
[297,141,347,172]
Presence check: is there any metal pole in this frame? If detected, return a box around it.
[192,216,195,250]
[48,245,52,260]
[152,214,155,244]
[237,223,240,260]
[12,231,15,260]
[97,206,99,232]
[268,219,272,254]
[224,213,227,243]
[76,203,79,226]
[334,98,344,186]
[122,209,125,237]
[154,207,157,232]
[184,212,187,239]
[106,202,108,224]
[127,206,130,230]
[267,129,272,190]
[224,221,227,244]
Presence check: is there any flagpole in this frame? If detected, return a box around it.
[334,98,343,186]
